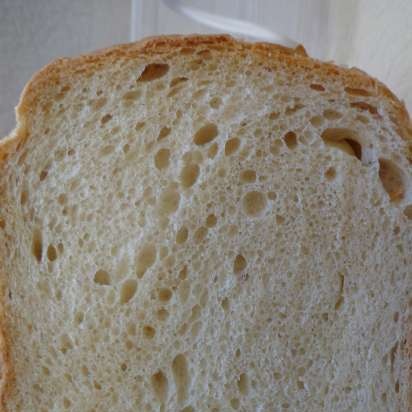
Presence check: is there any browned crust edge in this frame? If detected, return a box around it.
[0,33,411,411]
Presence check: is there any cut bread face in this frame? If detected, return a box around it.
[0,35,411,412]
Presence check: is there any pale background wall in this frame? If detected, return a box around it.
[0,0,131,137]
[1,0,411,137]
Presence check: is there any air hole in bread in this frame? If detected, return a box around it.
[240,170,256,183]
[378,159,405,202]
[227,224,239,237]
[206,213,217,227]
[194,123,218,145]
[172,354,190,403]
[182,150,203,165]
[310,84,325,92]
[189,59,203,71]
[125,322,136,336]
[20,189,28,206]
[39,169,48,181]
[180,163,199,188]
[167,83,180,97]
[350,101,378,115]
[192,88,206,101]
[221,297,230,312]
[94,270,110,285]
[91,97,107,111]
[136,244,156,278]
[32,228,43,263]
[237,373,249,395]
[190,305,201,323]
[151,370,168,402]
[356,114,370,124]
[57,193,67,205]
[158,188,180,216]
[158,288,172,302]
[270,140,283,156]
[60,334,73,354]
[233,254,247,274]
[276,215,285,224]
[179,265,188,280]
[100,114,112,125]
[283,131,298,149]
[176,226,189,244]
[297,380,305,390]
[121,90,141,106]
[194,226,207,243]
[120,279,137,304]
[285,104,305,116]
[157,308,169,321]
[135,121,146,131]
[63,398,71,409]
[122,143,130,154]
[100,145,115,156]
[164,255,175,269]
[345,87,371,97]
[115,256,128,279]
[143,325,156,339]
[170,77,188,87]
[403,205,412,219]
[107,289,116,306]
[323,109,342,120]
[243,191,267,217]
[179,322,188,336]
[209,96,222,109]
[217,168,226,178]
[335,273,345,310]
[207,61,218,71]
[208,142,219,158]
[74,311,84,325]
[158,126,171,140]
[154,148,170,170]
[324,167,336,181]
[47,245,57,261]
[267,191,277,200]
[321,128,362,160]
[225,138,240,156]
[138,63,169,82]
[179,280,190,303]
[310,116,324,127]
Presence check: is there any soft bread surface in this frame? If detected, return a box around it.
[0,35,411,411]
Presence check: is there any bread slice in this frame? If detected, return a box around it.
[0,34,411,411]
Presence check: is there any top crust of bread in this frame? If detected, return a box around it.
[1,35,411,161]
[0,34,411,411]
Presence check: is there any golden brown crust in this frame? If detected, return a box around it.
[0,33,411,411]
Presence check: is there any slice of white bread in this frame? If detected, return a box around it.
[0,35,411,411]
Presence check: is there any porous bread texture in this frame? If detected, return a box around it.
[0,35,411,412]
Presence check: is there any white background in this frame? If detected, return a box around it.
[1,0,411,137]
